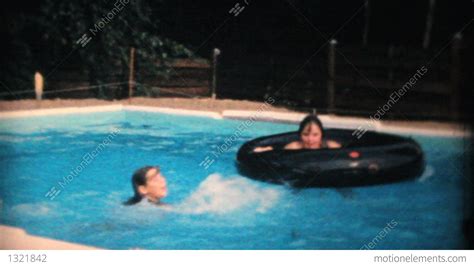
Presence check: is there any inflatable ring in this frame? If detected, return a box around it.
[236,129,425,187]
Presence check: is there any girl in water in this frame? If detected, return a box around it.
[253,114,341,152]
[123,166,168,206]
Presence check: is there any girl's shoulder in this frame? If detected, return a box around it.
[284,141,303,150]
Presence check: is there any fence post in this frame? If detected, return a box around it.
[211,48,221,100]
[450,33,462,120]
[327,39,337,113]
[34,71,44,106]
[128,47,136,104]
[387,44,395,82]
[362,0,370,46]
[423,0,436,49]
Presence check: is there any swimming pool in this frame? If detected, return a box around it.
[0,110,467,249]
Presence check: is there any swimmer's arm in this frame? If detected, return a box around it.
[284,141,302,150]
[327,140,342,149]
[253,146,273,153]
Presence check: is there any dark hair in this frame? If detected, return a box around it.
[123,166,155,205]
[298,114,324,138]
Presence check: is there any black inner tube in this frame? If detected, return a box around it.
[236,129,425,187]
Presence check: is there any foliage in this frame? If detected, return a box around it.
[1,0,194,99]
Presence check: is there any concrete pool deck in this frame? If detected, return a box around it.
[0,97,469,137]
[0,97,470,249]
[0,225,98,250]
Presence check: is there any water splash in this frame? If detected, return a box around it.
[418,165,435,182]
[175,174,280,215]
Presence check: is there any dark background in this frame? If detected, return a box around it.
[1,0,471,119]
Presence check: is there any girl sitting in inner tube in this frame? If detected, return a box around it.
[253,114,341,153]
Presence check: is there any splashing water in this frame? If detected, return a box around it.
[175,174,281,214]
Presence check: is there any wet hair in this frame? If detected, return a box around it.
[123,166,156,205]
[298,114,325,138]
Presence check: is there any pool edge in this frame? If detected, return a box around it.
[0,104,469,137]
[124,105,223,119]
[0,225,100,250]
[0,105,123,119]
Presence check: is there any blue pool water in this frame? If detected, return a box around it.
[0,111,467,249]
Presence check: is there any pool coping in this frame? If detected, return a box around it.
[0,104,469,249]
[0,105,123,119]
[0,225,99,250]
[0,104,469,137]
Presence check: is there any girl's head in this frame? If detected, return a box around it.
[124,166,167,205]
[298,115,325,149]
